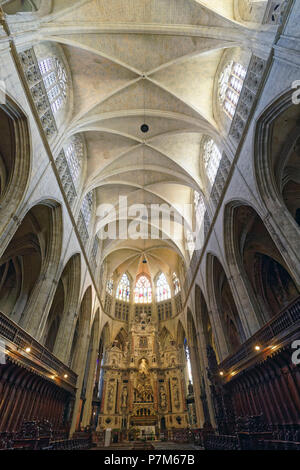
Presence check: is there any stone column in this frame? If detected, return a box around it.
[226,270,263,336]
[195,326,216,428]
[188,344,204,427]
[263,209,300,285]
[69,331,91,435]
[81,330,100,427]
[208,306,229,361]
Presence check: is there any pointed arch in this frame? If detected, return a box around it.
[70,285,93,372]
[195,283,218,360]
[134,274,152,304]
[0,98,31,238]
[176,319,186,346]
[99,321,111,348]
[254,89,300,282]
[116,272,131,302]
[206,253,245,355]
[155,272,171,302]
[224,202,300,323]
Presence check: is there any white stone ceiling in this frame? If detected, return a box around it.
[39,0,270,278]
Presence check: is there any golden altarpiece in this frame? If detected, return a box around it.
[97,307,189,435]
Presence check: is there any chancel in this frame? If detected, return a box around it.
[0,0,299,452]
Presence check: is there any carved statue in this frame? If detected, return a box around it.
[188,380,194,395]
[173,380,180,408]
[139,358,148,375]
[140,311,147,323]
[107,384,114,410]
[207,345,218,375]
[121,387,128,408]
[160,386,167,408]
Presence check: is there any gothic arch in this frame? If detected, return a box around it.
[186,308,197,348]
[113,327,128,351]
[224,200,266,330]
[159,326,174,349]
[206,253,245,354]
[99,321,111,349]
[70,285,93,372]
[195,283,218,360]
[0,201,63,336]
[254,89,300,281]
[43,253,81,361]
[0,99,31,238]
[255,89,298,203]
[225,203,300,321]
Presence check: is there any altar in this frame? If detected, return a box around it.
[137,426,156,439]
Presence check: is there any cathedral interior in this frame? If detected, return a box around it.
[0,0,299,452]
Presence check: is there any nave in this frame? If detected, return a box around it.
[0,0,299,452]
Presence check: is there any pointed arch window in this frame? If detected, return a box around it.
[156,273,171,302]
[116,274,130,302]
[203,139,222,187]
[219,61,246,119]
[39,57,67,114]
[106,279,114,295]
[134,275,152,304]
[172,272,181,295]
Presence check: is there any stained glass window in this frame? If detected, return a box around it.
[39,57,67,114]
[156,273,171,302]
[172,272,181,295]
[219,61,246,119]
[134,275,152,304]
[203,139,222,187]
[116,274,130,302]
[106,279,113,295]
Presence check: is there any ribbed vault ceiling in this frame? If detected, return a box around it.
[37,0,271,277]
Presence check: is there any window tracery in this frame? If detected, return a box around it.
[81,191,94,229]
[172,272,181,295]
[219,61,246,119]
[134,275,152,304]
[203,139,222,187]
[65,136,83,187]
[156,273,171,302]
[116,274,130,302]
[39,57,67,114]
[106,279,114,295]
